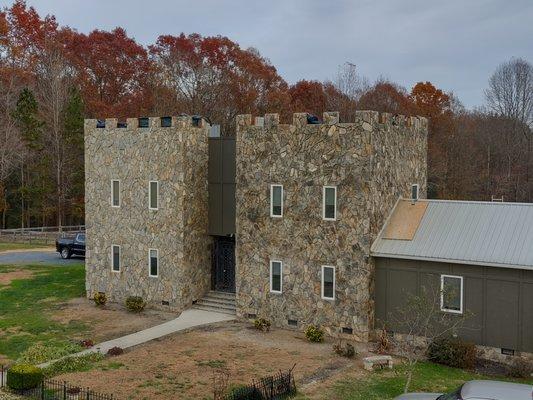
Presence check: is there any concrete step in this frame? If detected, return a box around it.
[206,291,236,300]
[196,298,236,309]
[192,304,236,315]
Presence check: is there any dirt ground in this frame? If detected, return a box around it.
[0,269,34,286]
[57,321,372,400]
[52,298,177,343]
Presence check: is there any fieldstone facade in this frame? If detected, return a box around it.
[235,111,427,340]
[84,116,211,312]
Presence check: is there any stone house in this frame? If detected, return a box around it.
[84,111,427,341]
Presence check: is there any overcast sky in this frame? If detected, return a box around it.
[18,0,533,109]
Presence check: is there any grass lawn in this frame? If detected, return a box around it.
[0,263,87,363]
[0,242,52,252]
[298,361,533,400]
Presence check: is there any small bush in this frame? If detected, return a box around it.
[19,342,83,364]
[304,325,324,343]
[6,364,43,390]
[93,292,107,307]
[125,296,146,312]
[427,337,477,369]
[507,358,533,378]
[253,318,271,332]
[333,341,357,358]
[107,346,124,356]
[375,328,391,354]
[79,339,94,348]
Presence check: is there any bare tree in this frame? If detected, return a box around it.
[333,62,369,101]
[485,58,533,200]
[387,281,470,393]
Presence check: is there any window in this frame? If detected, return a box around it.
[149,181,159,210]
[76,233,85,243]
[323,186,337,220]
[270,185,283,217]
[270,260,282,293]
[321,265,335,300]
[441,275,463,314]
[149,249,159,277]
[111,180,120,207]
[111,245,121,272]
[411,184,419,201]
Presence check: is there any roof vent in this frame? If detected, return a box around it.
[306,114,320,124]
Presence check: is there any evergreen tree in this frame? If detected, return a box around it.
[12,88,43,150]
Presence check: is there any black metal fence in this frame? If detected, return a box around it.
[224,368,297,400]
[1,365,114,400]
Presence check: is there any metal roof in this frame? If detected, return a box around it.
[371,198,533,270]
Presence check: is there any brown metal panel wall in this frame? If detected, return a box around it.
[208,137,236,236]
[374,257,533,353]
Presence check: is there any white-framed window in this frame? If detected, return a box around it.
[149,181,159,210]
[441,274,463,314]
[321,265,335,300]
[111,180,120,207]
[270,260,282,293]
[323,186,337,220]
[411,184,419,201]
[270,184,283,217]
[111,245,121,272]
[149,248,159,277]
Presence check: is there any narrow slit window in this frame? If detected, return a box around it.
[149,181,159,210]
[411,184,419,201]
[270,260,282,293]
[149,249,159,277]
[441,275,463,314]
[323,186,337,220]
[111,180,120,207]
[111,245,120,272]
[270,185,283,217]
[321,265,335,300]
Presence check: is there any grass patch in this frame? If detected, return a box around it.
[327,362,533,400]
[0,242,51,252]
[0,263,87,362]
[43,352,105,377]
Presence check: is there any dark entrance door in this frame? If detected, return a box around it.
[212,236,235,293]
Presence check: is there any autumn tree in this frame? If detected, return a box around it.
[357,79,413,115]
[149,33,289,133]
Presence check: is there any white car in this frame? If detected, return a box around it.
[394,380,533,400]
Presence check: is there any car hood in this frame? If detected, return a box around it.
[394,394,442,400]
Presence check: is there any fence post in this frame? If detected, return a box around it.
[41,380,45,400]
[63,381,67,400]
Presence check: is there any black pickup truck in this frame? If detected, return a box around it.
[55,232,86,259]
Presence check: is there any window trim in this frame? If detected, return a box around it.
[111,244,121,272]
[149,180,159,210]
[321,265,336,300]
[111,179,120,208]
[322,186,337,221]
[270,184,283,218]
[269,260,283,294]
[440,274,463,314]
[148,248,159,278]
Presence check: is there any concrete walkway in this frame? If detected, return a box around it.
[39,308,235,367]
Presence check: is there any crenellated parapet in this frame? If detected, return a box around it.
[84,115,209,131]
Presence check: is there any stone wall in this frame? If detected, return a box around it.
[235,111,427,340]
[85,116,211,312]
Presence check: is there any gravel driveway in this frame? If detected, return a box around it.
[0,250,84,265]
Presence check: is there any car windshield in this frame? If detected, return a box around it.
[77,234,86,242]
[437,386,463,400]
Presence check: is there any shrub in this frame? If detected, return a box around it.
[304,325,324,343]
[253,318,271,332]
[507,358,533,378]
[43,353,105,377]
[125,296,146,312]
[6,364,43,390]
[427,337,477,369]
[93,292,107,307]
[19,342,83,364]
[79,339,94,348]
[107,346,124,356]
[333,341,357,358]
